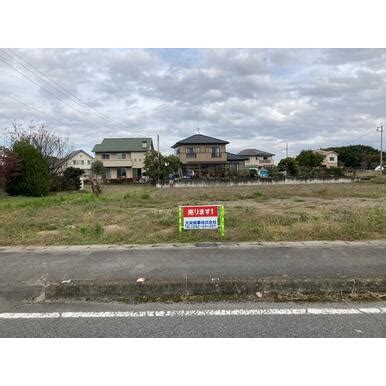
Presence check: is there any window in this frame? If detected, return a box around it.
[116,153,126,159]
[186,147,198,158]
[87,160,91,165]
[211,146,220,158]
[117,168,127,178]
[142,141,148,149]
[102,153,110,159]
[263,156,268,160]
[81,160,84,165]
[330,156,335,161]
[72,160,77,165]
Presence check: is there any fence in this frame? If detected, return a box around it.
[157,177,357,188]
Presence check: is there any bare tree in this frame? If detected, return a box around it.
[7,121,71,177]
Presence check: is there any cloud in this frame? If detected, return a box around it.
[0,48,384,161]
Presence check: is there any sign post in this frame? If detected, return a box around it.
[178,205,225,236]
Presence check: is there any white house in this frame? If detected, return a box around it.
[313,149,339,168]
[59,149,94,175]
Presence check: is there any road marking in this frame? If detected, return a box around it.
[0,307,385,319]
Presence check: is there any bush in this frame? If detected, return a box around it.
[52,167,84,191]
[327,167,346,177]
[91,160,105,176]
[6,141,50,197]
[277,157,299,176]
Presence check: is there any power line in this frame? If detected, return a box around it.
[0,91,69,127]
[0,54,89,117]
[3,49,113,124]
[2,49,130,130]
[0,53,114,129]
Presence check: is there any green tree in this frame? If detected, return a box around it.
[91,160,105,176]
[62,167,84,190]
[296,150,323,168]
[325,145,385,169]
[144,151,181,183]
[277,157,299,176]
[6,141,50,196]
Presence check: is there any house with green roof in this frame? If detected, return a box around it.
[92,138,153,180]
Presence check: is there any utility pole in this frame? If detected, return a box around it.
[285,142,288,158]
[157,134,160,184]
[196,111,200,134]
[377,125,383,176]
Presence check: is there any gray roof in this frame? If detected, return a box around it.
[92,138,153,153]
[171,134,229,148]
[238,148,275,157]
[226,152,249,162]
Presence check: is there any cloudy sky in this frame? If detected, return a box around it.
[0,48,385,159]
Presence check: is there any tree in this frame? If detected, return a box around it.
[7,121,70,178]
[62,167,84,190]
[0,148,22,191]
[91,160,105,176]
[277,157,299,176]
[164,154,181,175]
[296,150,323,168]
[6,141,50,196]
[90,160,104,195]
[325,145,385,169]
[144,150,181,183]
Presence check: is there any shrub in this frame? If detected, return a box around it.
[6,141,50,197]
[277,157,300,176]
[91,160,105,176]
[63,167,84,190]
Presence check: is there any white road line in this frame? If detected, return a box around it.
[0,307,385,319]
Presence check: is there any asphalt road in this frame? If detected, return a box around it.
[1,301,385,337]
[1,241,385,304]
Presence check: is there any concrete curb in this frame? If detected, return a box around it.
[1,239,386,253]
[45,277,386,302]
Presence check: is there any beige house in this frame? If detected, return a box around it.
[238,149,275,169]
[172,133,248,177]
[59,149,94,175]
[92,138,153,180]
[313,149,339,168]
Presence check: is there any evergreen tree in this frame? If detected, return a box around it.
[6,141,50,196]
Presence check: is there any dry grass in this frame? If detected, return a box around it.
[0,181,385,246]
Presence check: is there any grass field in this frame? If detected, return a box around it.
[0,182,385,245]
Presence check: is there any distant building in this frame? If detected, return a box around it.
[238,149,275,169]
[172,133,248,177]
[313,149,338,168]
[92,138,153,180]
[59,150,94,175]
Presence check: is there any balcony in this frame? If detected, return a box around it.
[186,153,197,158]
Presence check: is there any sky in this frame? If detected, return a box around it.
[0,48,385,160]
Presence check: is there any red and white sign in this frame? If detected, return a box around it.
[181,205,219,230]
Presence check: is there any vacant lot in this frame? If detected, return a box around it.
[0,182,385,245]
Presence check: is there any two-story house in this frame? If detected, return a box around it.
[313,149,339,168]
[172,133,248,177]
[59,149,94,175]
[92,138,154,180]
[238,149,275,169]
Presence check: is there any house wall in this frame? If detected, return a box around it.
[176,144,227,163]
[64,152,94,174]
[105,167,134,179]
[244,155,274,168]
[95,152,147,169]
[321,152,338,169]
